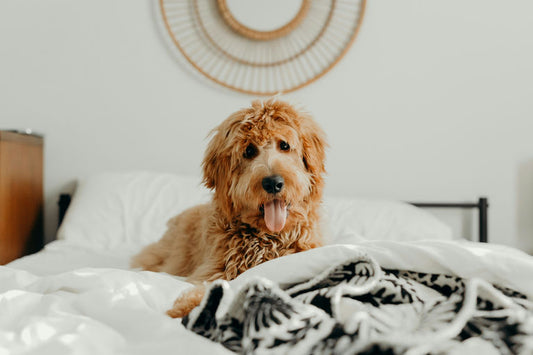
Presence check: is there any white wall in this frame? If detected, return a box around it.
[1,1,532,250]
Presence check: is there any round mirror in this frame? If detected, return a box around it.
[218,0,309,40]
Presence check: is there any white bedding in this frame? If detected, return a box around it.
[3,241,533,354]
[2,172,532,354]
[2,247,231,355]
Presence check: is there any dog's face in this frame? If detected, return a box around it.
[202,99,327,234]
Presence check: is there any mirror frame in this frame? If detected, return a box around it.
[216,0,310,41]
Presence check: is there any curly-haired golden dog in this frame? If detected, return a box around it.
[131,98,327,317]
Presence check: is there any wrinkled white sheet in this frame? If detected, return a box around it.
[0,266,231,355]
[2,239,533,355]
[6,241,134,276]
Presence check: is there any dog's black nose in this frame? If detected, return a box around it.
[262,175,284,194]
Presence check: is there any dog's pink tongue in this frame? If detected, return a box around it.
[264,199,287,233]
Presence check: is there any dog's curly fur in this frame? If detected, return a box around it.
[131,98,327,317]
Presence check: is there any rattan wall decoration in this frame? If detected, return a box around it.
[157,0,366,95]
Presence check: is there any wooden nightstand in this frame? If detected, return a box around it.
[0,131,44,264]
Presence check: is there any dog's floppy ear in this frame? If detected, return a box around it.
[202,112,247,217]
[202,109,246,189]
[202,129,235,217]
[202,127,230,190]
[299,113,327,178]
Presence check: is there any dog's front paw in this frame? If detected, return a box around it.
[166,285,206,318]
[166,304,191,318]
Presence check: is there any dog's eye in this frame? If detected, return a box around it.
[243,144,258,159]
[279,141,290,151]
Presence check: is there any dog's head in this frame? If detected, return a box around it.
[202,98,327,234]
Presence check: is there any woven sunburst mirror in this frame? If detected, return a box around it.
[157,0,366,95]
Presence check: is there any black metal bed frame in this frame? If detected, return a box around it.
[57,194,489,243]
[409,197,488,243]
[58,194,71,228]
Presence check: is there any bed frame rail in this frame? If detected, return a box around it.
[409,197,488,243]
[58,194,71,228]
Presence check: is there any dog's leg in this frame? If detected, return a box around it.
[167,284,206,318]
[130,242,168,271]
[167,266,225,318]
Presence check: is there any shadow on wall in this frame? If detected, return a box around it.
[517,159,533,253]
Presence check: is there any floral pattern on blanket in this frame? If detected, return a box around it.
[183,256,533,354]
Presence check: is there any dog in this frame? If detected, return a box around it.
[131,98,327,317]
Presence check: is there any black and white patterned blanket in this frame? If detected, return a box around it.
[183,255,533,354]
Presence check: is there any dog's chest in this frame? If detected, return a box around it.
[223,225,297,280]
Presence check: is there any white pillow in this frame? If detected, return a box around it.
[57,172,211,249]
[58,172,452,250]
[323,197,453,244]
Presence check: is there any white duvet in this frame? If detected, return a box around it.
[3,239,533,355]
[2,173,532,354]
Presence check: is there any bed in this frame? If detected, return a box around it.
[2,172,532,354]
